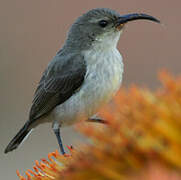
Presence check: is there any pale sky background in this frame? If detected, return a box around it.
[0,0,180,179]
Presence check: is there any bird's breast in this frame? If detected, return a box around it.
[81,47,124,115]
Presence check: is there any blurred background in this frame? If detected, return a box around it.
[0,0,180,179]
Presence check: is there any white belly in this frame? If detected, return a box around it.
[51,48,124,126]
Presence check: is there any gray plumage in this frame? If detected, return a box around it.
[4,8,160,154]
[29,53,86,122]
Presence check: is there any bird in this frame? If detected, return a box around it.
[4,8,160,154]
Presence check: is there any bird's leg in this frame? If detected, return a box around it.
[52,123,65,155]
[87,115,107,124]
[87,118,107,124]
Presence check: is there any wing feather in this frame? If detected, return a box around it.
[29,53,86,122]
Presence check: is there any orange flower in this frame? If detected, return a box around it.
[18,71,181,180]
[17,146,75,180]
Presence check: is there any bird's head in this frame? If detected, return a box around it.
[65,8,160,50]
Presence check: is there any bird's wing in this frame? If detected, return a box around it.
[29,53,86,122]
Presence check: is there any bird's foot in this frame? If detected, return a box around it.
[87,118,107,124]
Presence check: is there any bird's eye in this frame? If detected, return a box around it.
[99,20,108,28]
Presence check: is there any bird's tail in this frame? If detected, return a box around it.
[4,122,32,154]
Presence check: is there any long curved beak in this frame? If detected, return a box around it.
[116,13,160,28]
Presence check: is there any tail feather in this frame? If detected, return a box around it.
[4,122,32,154]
